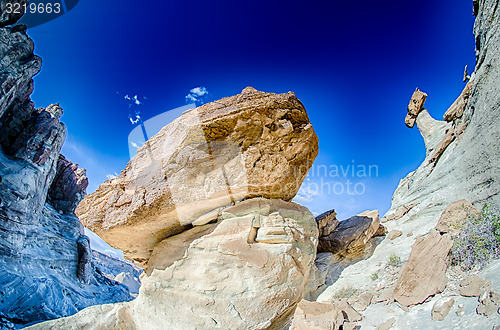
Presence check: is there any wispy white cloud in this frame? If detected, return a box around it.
[185,86,211,105]
[191,86,208,96]
[123,93,146,108]
[130,141,142,149]
[185,94,197,103]
[106,172,118,180]
[293,180,320,204]
[133,95,142,105]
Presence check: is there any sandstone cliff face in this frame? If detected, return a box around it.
[29,198,319,330]
[77,86,319,266]
[0,5,133,327]
[383,0,500,228]
[316,1,500,328]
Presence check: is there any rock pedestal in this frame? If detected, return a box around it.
[76,87,319,266]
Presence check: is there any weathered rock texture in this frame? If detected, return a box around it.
[290,300,343,330]
[315,209,339,237]
[0,5,133,327]
[431,297,454,321]
[385,0,500,228]
[316,1,500,329]
[404,88,427,128]
[76,86,318,266]
[48,154,89,214]
[28,198,319,330]
[318,210,380,256]
[435,199,479,234]
[392,231,453,306]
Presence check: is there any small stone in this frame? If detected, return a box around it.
[352,291,374,311]
[377,317,396,330]
[432,297,454,321]
[477,297,499,317]
[476,291,500,317]
[407,232,414,237]
[459,275,492,297]
[387,230,403,240]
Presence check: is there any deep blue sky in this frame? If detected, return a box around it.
[27,0,476,219]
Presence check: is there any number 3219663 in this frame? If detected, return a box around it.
[5,2,61,14]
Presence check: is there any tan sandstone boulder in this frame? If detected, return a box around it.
[431,297,454,321]
[435,199,480,234]
[29,198,319,330]
[290,300,344,330]
[459,275,492,297]
[405,88,427,128]
[387,230,402,240]
[76,87,318,265]
[392,230,453,306]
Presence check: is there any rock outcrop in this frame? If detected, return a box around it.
[302,1,500,329]
[0,4,134,327]
[318,210,380,256]
[48,154,89,214]
[386,0,500,227]
[76,86,318,266]
[315,209,339,237]
[28,198,319,329]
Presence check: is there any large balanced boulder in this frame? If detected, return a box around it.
[76,87,319,266]
[29,198,319,330]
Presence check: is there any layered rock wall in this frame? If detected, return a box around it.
[0,3,133,327]
[384,0,500,225]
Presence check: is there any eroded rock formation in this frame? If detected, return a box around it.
[0,4,133,327]
[76,86,319,266]
[312,1,500,328]
[29,198,319,330]
[318,210,380,256]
